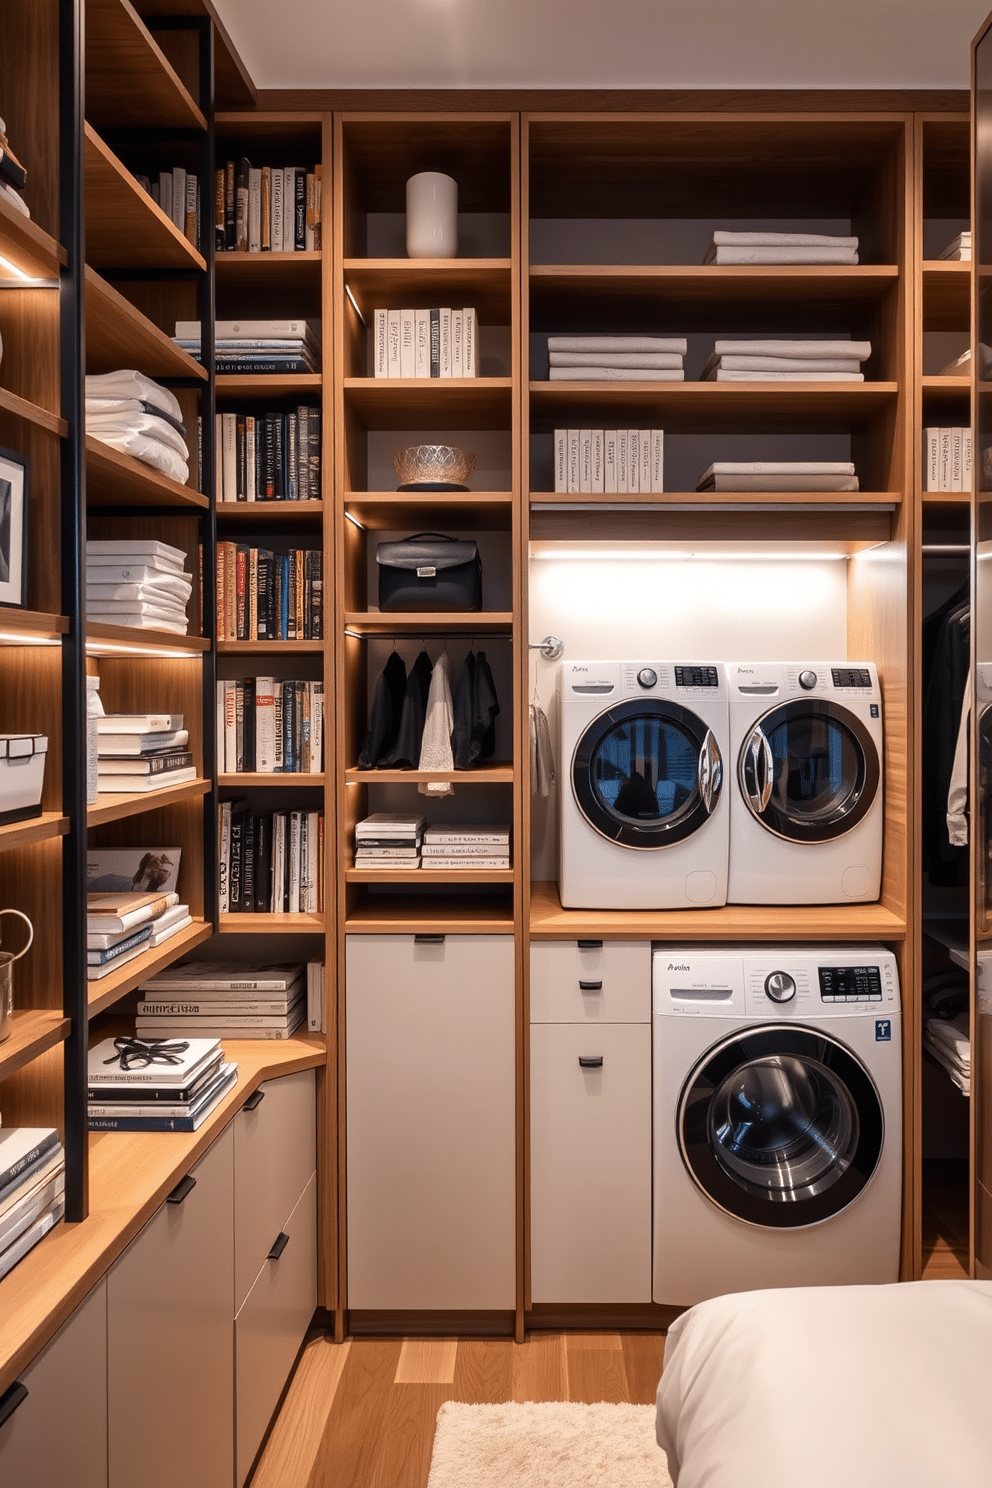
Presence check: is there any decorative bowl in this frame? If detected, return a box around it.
[392,444,476,490]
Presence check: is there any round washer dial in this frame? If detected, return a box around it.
[764,971,797,1003]
[637,667,658,688]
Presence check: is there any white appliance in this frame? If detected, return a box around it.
[559,660,729,910]
[653,943,902,1306]
[726,661,884,904]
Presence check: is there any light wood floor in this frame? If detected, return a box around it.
[249,1331,668,1488]
[921,1157,970,1280]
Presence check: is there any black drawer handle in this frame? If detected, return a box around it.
[244,1089,265,1111]
[0,1381,28,1430]
[578,1056,604,1069]
[579,980,603,992]
[415,933,445,944]
[577,939,603,950]
[166,1174,196,1206]
[268,1231,290,1261]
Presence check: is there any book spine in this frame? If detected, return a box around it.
[429,309,440,377]
[185,172,198,246]
[222,412,237,504]
[311,681,324,771]
[939,428,952,491]
[235,544,248,639]
[272,416,285,499]
[256,811,273,910]
[399,308,415,377]
[282,167,295,252]
[235,156,250,251]
[242,812,257,913]
[627,430,639,493]
[223,679,237,771]
[650,429,664,492]
[260,166,271,250]
[286,413,299,500]
[248,167,261,252]
[214,168,225,250]
[313,163,322,250]
[235,680,244,770]
[305,170,316,250]
[296,549,305,640]
[605,430,618,493]
[464,307,478,376]
[308,407,321,499]
[374,309,388,377]
[386,309,401,377]
[218,800,231,911]
[228,807,246,911]
[554,429,567,493]
[951,426,964,491]
[639,427,652,492]
[617,429,629,493]
[288,812,302,912]
[414,308,430,377]
[579,429,592,493]
[567,429,580,493]
[236,413,246,501]
[964,427,973,487]
[224,159,235,248]
[439,307,452,378]
[451,309,464,378]
[271,166,284,252]
[294,167,307,250]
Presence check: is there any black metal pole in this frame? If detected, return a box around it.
[196,16,218,926]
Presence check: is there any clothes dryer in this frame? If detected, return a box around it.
[653,943,902,1306]
[726,661,883,904]
[558,660,729,910]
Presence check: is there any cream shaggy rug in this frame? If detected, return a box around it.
[426,1400,674,1488]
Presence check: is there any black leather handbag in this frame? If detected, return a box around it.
[376,532,483,612]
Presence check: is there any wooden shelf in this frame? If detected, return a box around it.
[215,250,322,296]
[921,489,970,505]
[216,500,324,522]
[531,489,899,509]
[135,3,256,109]
[344,378,513,430]
[218,773,325,787]
[85,0,206,130]
[0,193,66,281]
[345,895,514,934]
[86,435,208,510]
[84,124,206,272]
[218,913,326,933]
[217,639,324,654]
[920,375,970,410]
[0,1033,324,1396]
[0,1011,70,1083]
[921,260,971,328]
[87,777,211,827]
[344,611,513,633]
[345,492,513,530]
[86,918,215,1019]
[0,611,68,644]
[530,262,900,311]
[86,623,209,656]
[530,381,899,431]
[347,868,514,884]
[216,373,323,397]
[0,813,69,853]
[0,386,66,438]
[344,259,513,322]
[345,764,514,783]
[528,881,907,940]
[85,268,207,381]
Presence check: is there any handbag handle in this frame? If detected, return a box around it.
[400,532,463,544]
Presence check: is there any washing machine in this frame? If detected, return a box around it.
[559,660,729,910]
[726,661,884,904]
[653,943,902,1306]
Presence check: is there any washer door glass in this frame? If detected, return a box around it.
[679,1025,884,1229]
[572,698,722,849]
[739,699,880,843]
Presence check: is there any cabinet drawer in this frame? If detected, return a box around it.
[235,1172,317,1488]
[234,1068,316,1310]
[0,1280,108,1488]
[530,1022,652,1303]
[530,940,650,1023]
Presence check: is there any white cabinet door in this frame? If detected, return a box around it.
[0,1279,108,1488]
[530,940,651,1023]
[108,1125,235,1488]
[234,1068,316,1310]
[346,934,515,1310]
[530,1022,652,1303]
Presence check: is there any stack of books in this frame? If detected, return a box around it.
[215,542,322,641]
[87,1036,237,1131]
[219,801,323,914]
[211,406,321,502]
[86,539,191,634]
[135,964,307,1041]
[703,230,859,265]
[422,823,510,870]
[701,339,871,381]
[373,308,479,378]
[938,231,971,262]
[96,712,195,795]
[0,115,29,220]
[354,812,426,870]
[135,168,200,249]
[696,461,860,493]
[87,889,192,981]
[215,160,321,253]
[174,319,321,376]
[0,1127,64,1281]
[554,429,664,493]
[547,336,686,382]
[217,678,324,774]
[923,427,973,491]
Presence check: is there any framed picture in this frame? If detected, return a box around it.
[0,447,28,609]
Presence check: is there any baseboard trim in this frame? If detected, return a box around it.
[525,1302,686,1331]
[347,1309,516,1338]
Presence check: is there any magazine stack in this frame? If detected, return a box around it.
[95,712,195,795]
[0,1127,65,1280]
[87,1037,237,1132]
[87,887,192,981]
[421,822,511,869]
[135,962,307,1040]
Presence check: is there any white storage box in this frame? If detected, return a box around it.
[0,734,48,823]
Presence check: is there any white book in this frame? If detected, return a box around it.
[310,682,324,771]
[414,309,431,377]
[554,429,567,493]
[218,799,231,913]
[567,429,581,493]
[421,842,509,857]
[549,366,685,382]
[222,412,237,504]
[97,729,189,755]
[271,815,285,912]
[171,168,186,231]
[423,824,510,843]
[964,427,973,486]
[356,812,427,834]
[579,429,592,493]
[438,308,452,377]
[0,1168,64,1252]
[307,960,324,1035]
[88,1035,221,1084]
[591,429,605,492]
[248,167,261,252]
[708,354,863,375]
[698,473,860,492]
[224,680,237,773]
[245,415,257,501]
[282,167,296,252]
[549,351,684,368]
[451,309,464,377]
[627,430,640,493]
[706,245,858,264]
[951,427,964,491]
[548,335,688,355]
[711,230,859,248]
[386,310,401,377]
[87,539,186,566]
[214,414,223,502]
[271,167,284,251]
[423,856,509,869]
[97,767,196,794]
[175,318,319,343]
[140,961,304,993]
[96,713,182,733]
[216,681,224,774]
[86,561,187,584]
[713,370,863,381]
[86,939,149,978]
[273,689,284,771]
[0,1201,65,1283]
[617,429,629,494]
[605,430,618,493]
[650,430,664,492]
[158,171,173,221]
[144,914,192,950]
[712,338,871,359]
[463,308,479,376]
[255,676,277,771]
[701,460,856,475]
[939,428,953,491]
[133,1018,303,1041]
[639,429,652,492]
[306,810,320,911]
[288,812,301,913]
[374,309,388,377]
[399,309,416,377]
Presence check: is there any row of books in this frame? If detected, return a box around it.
[137,962,306,1042]
[0,1127,64,1281]
[554,428,665,494]
[210,407,321,503]
[217,679,324,775]
[175,318,321,376]
[373,308,480,378]
[87,889,192,982]
[354,813,511,870]
[0,115,29,220]
[219,801,324,915]
[135,168,200,249]
[548,335,686,382]
[703,230,859,265]
[923,427,973,491]
[88,1036,237,1131]
[87,538,191,636]
[95,711,194,795]
[216,542,323,641]
[215,160,322,253]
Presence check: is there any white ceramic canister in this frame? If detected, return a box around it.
[406,171,458,259]
[0,908,33,1043]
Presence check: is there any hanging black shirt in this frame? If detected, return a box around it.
[357,650,407,769]
[384,649,434,768]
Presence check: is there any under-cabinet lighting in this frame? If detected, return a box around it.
[0,630,59,646]
[344,284,367,327]
[531,547,850,563]
[344,511,366,529]
[0,253,57,288]
[85,638,200,658]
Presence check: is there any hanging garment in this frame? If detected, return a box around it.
[384,649,433,767]
[357,649,407,768]
[947,668,970,847]
[529,698,555,797]
[452,649,501,768]
[921,591,969,885]
[418,649,455,796]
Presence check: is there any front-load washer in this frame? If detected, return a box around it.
[559,660,729,910]
[726,661,884,904]
[652,943,902,1306]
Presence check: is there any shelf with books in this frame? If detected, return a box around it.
[347,867,515,885]
[345,765,514,784]
[85,0,206,131]
[0,386,66,439]
[84,123,207,272]
[86,917,214,1020]
[0,192,66,282]
[218,911,326,934]
[343,259,514,325]
[85,267,207,382]
[0,1011,70,1084]
[215,373,323,397]
[85,623,210,657]
[85,434,208,510]
[0,813,69,853]
[343,893,515,934]
[87,776,211,829]
[217,773,325,788]
[217,639,324,656]
[344,378,513,428]
[216,499,324,523]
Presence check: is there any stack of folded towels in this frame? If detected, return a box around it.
[702,339,871,381]
[923,970,970,1096]
[938,231,971,262]
[547,335,686,381]
[85,370,190,484]
[696,460,859,493]
[86,538,192,634]
[703,230,859,265]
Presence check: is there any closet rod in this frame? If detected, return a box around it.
[922,544,970,553]
[343,628,512,641]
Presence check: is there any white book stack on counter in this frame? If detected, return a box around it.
[0,1127,65,1281]
[547,336,687,382]
[87,1036,237,1130]
[421,823,511,870]
[354,812,426,870]
[96,712,195,794]
[703,230,859,265]
[134,963,306,1041]
[938,231,971,262]
[87,890,191,980]
[86,539,192,634]
[701,339,871,382]
[696,461,860,493]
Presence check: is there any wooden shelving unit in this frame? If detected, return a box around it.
[86,919,214,1018]
[85,0,206,130]
[85,267,207,382]
[84,123,206,272]
[85,436,208,510]
[0,1011,71,1084]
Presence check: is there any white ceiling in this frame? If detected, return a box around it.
[212,0,990,91]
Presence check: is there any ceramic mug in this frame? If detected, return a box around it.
[406,171,458,258]
[0,908,34,1044]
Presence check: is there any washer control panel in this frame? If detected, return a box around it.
[818,965,884,1002]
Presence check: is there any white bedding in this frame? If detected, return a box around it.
[656,1281,992,1487]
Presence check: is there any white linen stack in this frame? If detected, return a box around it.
[548,335,686,382]
[696,461,859,493]
[86,538,192,634]
[924,1012,970,1095]
[85,370,190,483]
[701,339,871,381]
[704,230,859,264]
[938,231,971,262]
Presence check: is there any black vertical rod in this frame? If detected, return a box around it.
[197,17,218,925]
[59,0,88,1222]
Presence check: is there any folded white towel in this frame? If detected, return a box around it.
[710,231,859,248]
[709,370,864,381]
[700,461,856,476]
[711,338,872,359]
[705,246,858,264]
[547,335,688,355]
[705,354,864,375]
[549,367,685,382]
[87,410,189,460]
[549,351,684,369]
[84,370,182,421]
[87,428,190,484]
